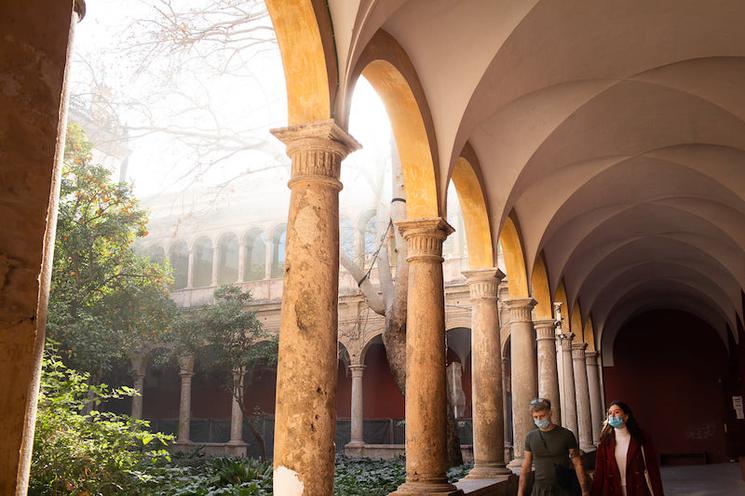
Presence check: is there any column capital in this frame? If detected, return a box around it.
[585,351,599,365]
[396,217,454,262]
[178,353,195,376]
[271,120,360,189]
[504,297,537,323]
[558,332,575,349]
[462,268,505,300]
[572,341,588,359]
[534,319,557,340]
[497,280,510,301]
[348,364,366,378]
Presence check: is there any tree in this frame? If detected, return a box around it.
[47,123,175,379]
[340,139,463,466]
[172,285,277,456]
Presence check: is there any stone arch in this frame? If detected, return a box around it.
[448,144,494,269]
[360,332,383,367]
[270,223,287,278]
[168,240,189,290]
[145,244,166,264]
[498,213,529,298]
[217,232,239,284]
[554,280,571,333]
[264,0,336,125]
[571,300,584,342]
[584,315,597,352]
[349,29,441,220]
[530,252,553,320]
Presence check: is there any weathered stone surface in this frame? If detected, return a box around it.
[0,1,77,493]
[271,120,359,496]
[535,319,561,426]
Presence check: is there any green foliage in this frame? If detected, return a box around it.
[30,346,173,495]
[48,123,175,377]
[140,456,273,495]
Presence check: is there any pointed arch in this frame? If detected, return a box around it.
[350,30,440,219]
[571,300,584,341]
[499,213,529,297]
[530,252,553,319]
[265,0,336,125]
[450,144,494,269]
[584,315,596,351]
[554,280,571,331]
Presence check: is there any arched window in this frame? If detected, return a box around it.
[271,224,286,278]
[168,241,189,290]
[218,233,239,284]
[244,230,266,281]
[192,237,213,287]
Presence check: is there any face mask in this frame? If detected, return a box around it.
[534,418,550,430]
[608,415,624,429]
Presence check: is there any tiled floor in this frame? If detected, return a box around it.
[661,463,745,496]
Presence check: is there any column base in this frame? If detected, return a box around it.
[464,463,512,479]
[580,444,596,453]
[225,440,247,457]
[390,480,464,496]
[344,441,365,458]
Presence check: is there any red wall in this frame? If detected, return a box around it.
[603,310,731,463]
[361,343,405,419]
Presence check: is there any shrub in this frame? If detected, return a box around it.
[30,347,172,495]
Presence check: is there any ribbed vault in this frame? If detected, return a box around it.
[298,0,745,359]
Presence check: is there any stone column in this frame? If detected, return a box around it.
[501,356,513,463]
[177,353,195,444]
[130,353,148,420]
[559,333,578,437]
[237,239,246,283]
[463,268,511,479]
[264,238,273,279]
[535,319,561,426]
[228,369,247,456]
[585,351,603,446]
[211,242,220,286]
[391,218,461,496]
[0,3,83,492]
[504,298,537,471]
[572,343,594,452]
[346,364,365,451]
[271,120,359,496]
[186,248,195,288]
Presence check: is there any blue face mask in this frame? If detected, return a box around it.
[608,415,624,429]
[534,418,550,430]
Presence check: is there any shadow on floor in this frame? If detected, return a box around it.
[661,463,745,496]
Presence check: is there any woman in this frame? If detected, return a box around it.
[591,401,664,496]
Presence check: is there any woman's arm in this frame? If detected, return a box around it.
[642,436,665,496]
[590,442,606,496]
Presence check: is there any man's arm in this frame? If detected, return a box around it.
[517,450,533,496]
[570,448,590,496]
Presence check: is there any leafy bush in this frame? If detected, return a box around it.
[30,347,172,495]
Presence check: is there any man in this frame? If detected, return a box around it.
[518,398,590,496]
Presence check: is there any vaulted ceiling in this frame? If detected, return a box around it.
[324,0,745,357]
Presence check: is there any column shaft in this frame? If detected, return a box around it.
[187,249,195,288]
[348,365,365,447]
[237,240,246,283]
[271,121,359,496]
[464,269,510,479]
[229,371,244,445]
[585,351,603,446]
[391,218,461,496]
[559,334,578,437]
[572,343,594,452]
[211,244,220,286]
[264,239,273,279]
[505,298,537,469]
[535,320,561,426]
[130,352,148,420]
[177,354,195,444]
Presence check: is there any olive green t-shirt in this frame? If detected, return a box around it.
[524,425,577,483]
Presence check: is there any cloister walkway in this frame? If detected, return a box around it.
[661,464,745,496]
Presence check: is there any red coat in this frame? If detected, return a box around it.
[591,430,665,496]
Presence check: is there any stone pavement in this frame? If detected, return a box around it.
[661,463,745,496]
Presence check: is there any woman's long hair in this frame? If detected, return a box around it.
[599,400,643,443]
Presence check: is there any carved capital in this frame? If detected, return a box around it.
[271,120,361,190]
[497,280,510,301]
[558,332,575,349]
[504,297,537,323]
[571,341,588,359]
[396,218,454,263]
[349,364,366,378]
[534,319,557,340]
[178,353,195,376]
[585,351,599,366]
[462,268,504,300]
